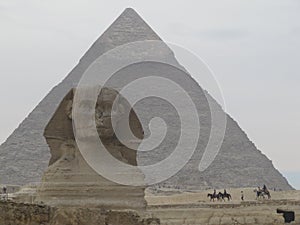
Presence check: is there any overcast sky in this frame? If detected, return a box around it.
[0,0,299,188]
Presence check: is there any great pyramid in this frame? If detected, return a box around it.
[0,8,293,190]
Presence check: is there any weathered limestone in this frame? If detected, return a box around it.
[0,201,160,225]
[36,87,146,210]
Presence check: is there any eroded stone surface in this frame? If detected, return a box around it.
[35,87,146,210]
[0,201,159,225]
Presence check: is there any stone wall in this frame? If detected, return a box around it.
[0,201,159,225]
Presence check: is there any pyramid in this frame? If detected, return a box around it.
[0,8,293,190]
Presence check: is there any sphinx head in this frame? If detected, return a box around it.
[64,87,126,139]
[45,86,143,166]
[94,87,125,139]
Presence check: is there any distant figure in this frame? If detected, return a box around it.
[241,191,244,201]
[207,189,219,202]
[221,189,232,201]
[255,186,271,200]
[263,184,267,192]
[2,186,8,201]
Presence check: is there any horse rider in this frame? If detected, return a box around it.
[2,186,7,194]
[258,186,261,192]
[263,184,267,192]
[224,189,227,195]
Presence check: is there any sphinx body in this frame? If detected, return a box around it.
[36,87,146,210]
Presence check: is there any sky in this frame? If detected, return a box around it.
[0,0,299,188]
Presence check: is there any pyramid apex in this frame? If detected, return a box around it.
[123,7,136,12]
[80,8,162,63]
[120,7,141,16]
[115,8,153,27]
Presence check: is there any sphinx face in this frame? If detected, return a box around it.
[95,88,125,139]
[45,87,143,170]
[65,87,126,140]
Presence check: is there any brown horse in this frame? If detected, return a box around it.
[218,192,232,201]
[207,193,219,202]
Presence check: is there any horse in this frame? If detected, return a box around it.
[254,189,271,199]
[263,189,271,199]
[217,192,232,201]
[207,193,219,202]
[220,192,232,201]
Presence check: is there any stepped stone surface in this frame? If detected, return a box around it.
[0,8,293,191]
[0,8,160,186]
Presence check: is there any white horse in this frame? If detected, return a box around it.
[254,188,271,199]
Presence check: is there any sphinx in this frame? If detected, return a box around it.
[36,87,146,210]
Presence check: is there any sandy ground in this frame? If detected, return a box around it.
[2,186,300,224]
[146,188,300,206]
[145,188,300,224]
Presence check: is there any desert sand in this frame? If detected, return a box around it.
[1,185,299,224]
[145,188,300,225]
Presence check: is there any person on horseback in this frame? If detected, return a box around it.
[2,186,8,201]
[2,186,7,194]
[224,189,227,195]
[208,189,218,202]
[263,184,267,192]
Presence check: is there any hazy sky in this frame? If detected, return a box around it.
[0,0,299,188]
